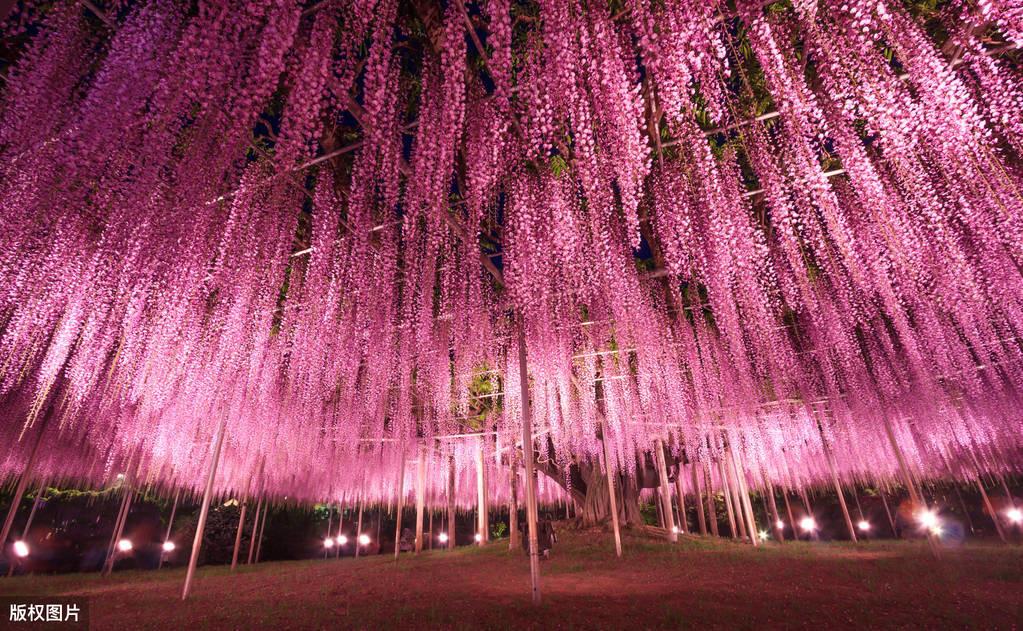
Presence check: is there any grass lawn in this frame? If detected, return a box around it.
[1,528,1021,629]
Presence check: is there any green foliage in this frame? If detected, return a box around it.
[549,155,569,177]
[490,521,507,539]
[639,502,659,526]
[462,365,502,431]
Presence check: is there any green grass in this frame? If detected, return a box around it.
[1,529,1021,629]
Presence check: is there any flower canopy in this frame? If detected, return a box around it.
[1,0,1022,505]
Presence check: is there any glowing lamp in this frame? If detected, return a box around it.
[671,526,679,534]
[775,520,784,530]
[117,539,133,552]
[358,534,370,546]
[857,520,871,531]
[13,540,29,558]
[799,516,817,531]
[474,533,483,542]
[918,510,939,529]
[438,532,449,543]
[337,535,348,545]
[324,537,335,548]
[162,541,176,552]
[1007,508,1023,524]
[758,530,769,541]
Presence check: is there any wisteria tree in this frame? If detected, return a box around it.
[0,0,1021,540]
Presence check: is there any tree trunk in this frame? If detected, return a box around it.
[570,459,645,528]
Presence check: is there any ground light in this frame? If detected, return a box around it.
[13,540,29,558]
[117,539,133,552]
[918,510,941,534]
[775,520,784,529]
[1007,508,1022,524]
[474,533,482,542]
[337,535,348,545]
[358,534,370,546]
[799,516,817,532]
[162,541,175,552]
[671,526,679,534]
[857,520,871,531]
[758,530,769,541]
[438,532,448,543]
[323,537,335,548]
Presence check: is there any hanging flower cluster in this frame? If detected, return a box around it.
[0,0,1021,506]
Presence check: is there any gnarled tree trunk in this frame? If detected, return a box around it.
[536,455,645,527]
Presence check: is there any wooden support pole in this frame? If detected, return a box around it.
[447,456,457,549]
[21,478,46,537]
[852,488,866,523]
[7,478,47,576]
[719,459,739,539]
[159,489,180,569]
[476,437,487,544]
[509,455,520,551]
[428,506,434,550]
[0,421,49,554]
[674,469,688,535]
[732,466,753,542]
[254,500,269,563]
[182,417,227,599]
[655,488,664,528]
[354,500,364,559]
[231,495,248,570]
[764,475,784,542]
[782,487,796,536]
[976,477,1007,543]
[704,465,719,537]
[335,503,345,558]
[825,450,857,542]
[953,484,975,534]
[518,323,541,605]
[246,497,263,564]
[727,447,757,546]
[693,465,707,535]
[882,416,938,553]
[877,486,895,535]
[415,447,426,554]
[882,416,924,505]
[102,484,133,576]
[394,454,406,559]
[323,506,332,559]
[654,439,677,542]
[601,425,622,557]
[998,473,1015,509]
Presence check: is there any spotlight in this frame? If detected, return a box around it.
[13,540,29,558]
[438,532,449,543]
[775,520,785,530]
[1007,508,1022,524]
[671,526,679,534]
[337,535,348,545]
[358,534,370,546]
[918,510,939,531]
[324,537,335,548]
[799,516,817,531]
[117,538,133,552]
[474,533,483,542]
[857,520,871,531]
[758,530,769,541]
[162,541,176,552]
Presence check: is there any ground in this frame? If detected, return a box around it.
[2,528,1021,629]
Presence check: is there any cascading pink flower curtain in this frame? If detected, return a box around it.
[0,0,1021,503]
